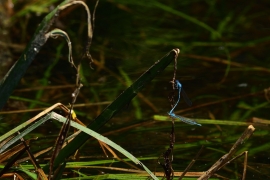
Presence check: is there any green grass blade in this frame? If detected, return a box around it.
[118,67,142,119]
[17,166,37,180]
[153,2,220,39]
[51,112,158,179]
[0,113,52,143]
[0,114,51,153]
[153,115,255,126]
[9,96,51,106]
[42,48,180,173]
[0,0,70,110]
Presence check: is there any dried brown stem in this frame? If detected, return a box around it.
[198,125,255,180]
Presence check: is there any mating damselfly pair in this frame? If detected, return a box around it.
[168,80,201,126]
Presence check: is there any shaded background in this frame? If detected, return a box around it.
[1,0,270,179]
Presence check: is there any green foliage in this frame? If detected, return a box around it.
[1,0,270,179]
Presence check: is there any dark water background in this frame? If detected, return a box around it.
[1,0,270,179]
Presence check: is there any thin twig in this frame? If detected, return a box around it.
[181,54,270,73]
[158,49,181,180]
[19,134,47,180]
[59,0,94,67]
[49,84,83,179]
[92,0,100,32]
[171,49,180,90]
[175,90,265,115]
[179,146,204,180]
[198,125,255,180]
[0,101,112,115]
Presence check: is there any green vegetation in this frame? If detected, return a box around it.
[0,0,270,179]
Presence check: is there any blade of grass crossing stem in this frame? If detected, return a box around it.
[42,49,180,173]
[51,112,158,180]
[0,114,51,153]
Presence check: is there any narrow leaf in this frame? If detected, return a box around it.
[42,48,180,173]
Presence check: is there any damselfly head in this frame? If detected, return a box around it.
[175,80,182,89]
